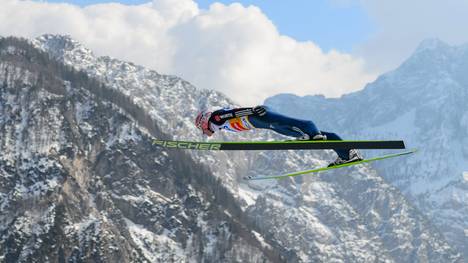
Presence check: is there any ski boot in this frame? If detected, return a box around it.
[296,134,327,141]
[328,149,364,167]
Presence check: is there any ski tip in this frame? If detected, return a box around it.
[407,148,418,154]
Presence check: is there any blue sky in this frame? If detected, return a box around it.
[196,0,374,52]
[46,0,374,52]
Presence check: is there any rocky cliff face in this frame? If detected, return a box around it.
[0,37,277,262]
[0,35,462,262]
[266,39,468,259]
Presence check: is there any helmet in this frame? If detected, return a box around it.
[195,110,213,135]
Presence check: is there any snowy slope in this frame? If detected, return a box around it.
[0,34,458,262]
[0,37,274,262]
[266,39,468,259]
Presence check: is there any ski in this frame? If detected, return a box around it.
[244,149,417,180]
[152,139,406,150]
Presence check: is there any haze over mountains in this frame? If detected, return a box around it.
[0,35,464,262]
[266,38,468,258]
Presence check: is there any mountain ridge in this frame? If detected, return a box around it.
[266,38,468,259]
[0,36,282,262]
[0,34,462,262]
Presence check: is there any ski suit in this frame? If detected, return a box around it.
[208,106,350,160]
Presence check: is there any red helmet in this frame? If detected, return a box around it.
[195,110,213,136]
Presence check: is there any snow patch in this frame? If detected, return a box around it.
[124,218,185,262]
[252,230,272,249]
[237,184,259,207]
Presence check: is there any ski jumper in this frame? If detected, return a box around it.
[208,106,350,160]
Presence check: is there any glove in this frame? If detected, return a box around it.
[253,105,267,116]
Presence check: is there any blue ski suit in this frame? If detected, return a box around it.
[208,106,350,160]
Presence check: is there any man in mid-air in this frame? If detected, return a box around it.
[195,106,363,167]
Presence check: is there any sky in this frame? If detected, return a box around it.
[2,0,468,105]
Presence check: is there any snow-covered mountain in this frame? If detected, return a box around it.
[266,38,468,259]
[0,35,462,262]
[0,37,278,262]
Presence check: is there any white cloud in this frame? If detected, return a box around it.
[356,0,468,72]
[0,0,376,105]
